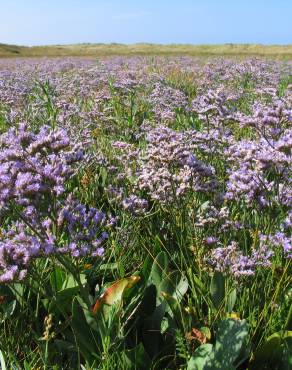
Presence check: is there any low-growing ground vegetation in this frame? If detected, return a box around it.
[0,56,291,369]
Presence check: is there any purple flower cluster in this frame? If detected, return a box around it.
[0,198,109,282]
[135,126,218,203]
[105,186,148,216]
[225,128,291,207]
[148,83,188,121]
[108,125,218,205]
[0,123,82,206]
[0,222,43,282]
[236,98,291,139]
[122,195,148,216]
[209,241,273,278]
[56,195,108,257]
[260,233,292,259]
[0,124,109,282]
[0,56,291,283]
[195,204,242,232]
[191,88,235,127]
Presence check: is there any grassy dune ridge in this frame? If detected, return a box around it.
[1,42,292,58]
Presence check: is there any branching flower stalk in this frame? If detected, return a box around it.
[0,124,110,307]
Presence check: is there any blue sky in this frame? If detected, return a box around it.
[0,0,291,45]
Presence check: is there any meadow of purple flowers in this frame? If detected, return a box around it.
[0,56,291,369]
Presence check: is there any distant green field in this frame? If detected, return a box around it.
[1,42,292,58]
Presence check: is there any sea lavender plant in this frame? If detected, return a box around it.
[148,82,188,121]
[0,123,109,283]
[209,241,274,278]
[135,125,218,204]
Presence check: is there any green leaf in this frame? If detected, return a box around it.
[55,339,77,353]
[142,317,162,358]
[158,270,180,302]
[49,287,79,315]
[149,251,169,289]
[210,272,225,310]
[124,343,152,370]
[11,283,25,306]
[226,288,237,313]
[162,291,191,329]
[192,273,207,294]
[50,266,67,292]
[2,300,17,318]
[62,273,86,290]
[207,319,248,369]
[173,274,188,302]
[190,319,248,370]
[23,361,32,370]
[71,297,99,365]
[92,276,140,314]
[187,344,213,370]
[285,302,292,330]
[200,327,211,341]
[251,330,292,370]
[99,262,119,271]
[141,255,153,281]
[161,292,180,318]
[142,251,172,358]
[140,284,157,317]
[0,350,7,370]
[142,302,166,358]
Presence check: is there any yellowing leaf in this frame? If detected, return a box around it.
[92,276,140,314]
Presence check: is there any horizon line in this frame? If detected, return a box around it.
[1,42,292,48]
